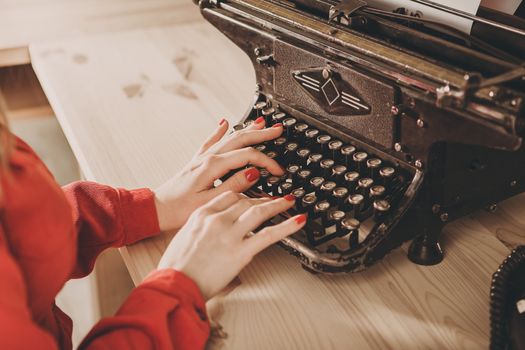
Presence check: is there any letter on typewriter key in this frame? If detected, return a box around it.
[367,158,382,178]
[342,218,360,248]
[329,140,343,161]
[348,194,365,220]
[379,167,396,186]
[373,199,391,221]
[341,145,357,167]
[353,151,368,173]
[283,117,297,138]
[320,158,335,178]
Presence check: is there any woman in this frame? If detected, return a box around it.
[0,115,306,349]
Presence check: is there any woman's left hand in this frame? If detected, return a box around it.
[154,117,284,232]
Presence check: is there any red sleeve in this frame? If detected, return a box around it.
[0,225,59,350]
[80,269,210,350]
[62,181,160,278]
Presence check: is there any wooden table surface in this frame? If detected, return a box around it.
[29,9,525,349]
[0,0,200,67]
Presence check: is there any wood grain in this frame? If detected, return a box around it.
[0,0,202,67]
[30,20,515,349]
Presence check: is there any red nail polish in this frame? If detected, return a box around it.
[245,168,260,182]
[219,118,226,126]
[255,117,265,124]
[284,194,295,202]
[271,196,279,200]
[272,123,283,128]
[295,214,307,225]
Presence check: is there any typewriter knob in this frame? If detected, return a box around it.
[342,218,360,247]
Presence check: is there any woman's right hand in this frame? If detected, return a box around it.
[157,191,307,300]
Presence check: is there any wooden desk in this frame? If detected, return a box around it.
[0,0,200,67]
[30,16,524,349]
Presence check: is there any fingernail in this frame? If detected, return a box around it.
[272,123,283,128]
[219,118,226,126]
[271,196,279,200]
[245,168,260,182]
[284,194,295,202]
[295,214,307,225]
[255,117,265,124]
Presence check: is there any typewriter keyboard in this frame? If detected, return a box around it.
[228,100,415,265]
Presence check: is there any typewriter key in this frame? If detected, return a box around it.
[283,142,299,164]
[291,188,306,209]
[313,200,331,224]
[273,137,287,155]
[267,175,281,195]
[369,185,386,200]
[320,158,335,178]
[286,164,301,182]
[343,171,360,190]
[253,101,267,119]
[296,148,311,167]
[332,187,350,209]
[353,152,368,173]
[341,145,357,167]
[342,218,360,247]
[304,129,320,146]
[254,144,267,153]
[259,169,270,192]
[308,153,323,173]
[245,119,255,127]
[332,165,347,182]
[379,167,396,186]
[308,176,325,196]
[316,135,332,153]
[265,150,278,160]
[262,107,275,125]
[272,112,287,125]
[278,181,294,195]
[297,169,312,187]
[373,199,391,221]
[328,210,346,233]
[294,123,309,142]
[301,193,317,215]
[329,140,343,160]
[348,194,365,219]
[233,123,246,131]
[283,118,297,138]
[367,158,382,178]
[358,178,374,196]
[320,181,337,201]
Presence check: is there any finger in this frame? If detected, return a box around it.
[234,195,296,234]
[203,190,242,213]
[211,166,262,195]
[218,125,283,154]
[196,118,229,155]
[221,197,272,220]
[243,214,307,255]
[244,116,266,130]
[196,148,284,187]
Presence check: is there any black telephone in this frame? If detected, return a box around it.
[490,246,525,350]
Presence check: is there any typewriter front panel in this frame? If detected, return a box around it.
[273,40,398,150]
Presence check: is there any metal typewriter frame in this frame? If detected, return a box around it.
[197,0,525,272]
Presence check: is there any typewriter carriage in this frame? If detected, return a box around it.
[199,0,525,272]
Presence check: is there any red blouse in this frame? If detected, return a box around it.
[0,136,210,349]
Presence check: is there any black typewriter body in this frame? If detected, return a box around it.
[197,0,525,273]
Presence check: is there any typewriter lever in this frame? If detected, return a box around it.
[329,0,367,26]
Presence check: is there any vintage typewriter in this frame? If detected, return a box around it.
[196,0,525,273]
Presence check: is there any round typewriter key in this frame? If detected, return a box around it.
[329,140,343,160]
[259,168,270,191]
[267,175,281,196]
[272,112,287,125]
[319,158,335,178]
[233,123,246,131]
[341,145,357,167]
[373,199,391,221]
[308,176,325,195]
[297,169,312,187]
[301,193,317,214]
[313,200,331,223]
[254,144,267,153]
[328,210,346,233]
[273,137,287,155]
[296,148,311,167]
[286,164,301,181]
[358,178,374,196]
[343,171,360,189]
[291,188,306,209]
[370,185,386,199]
[332,187,350,209]
[320,181,337,201]
[379,167,396,186]
[308,153,323,173]
[283,142,299,163]
[283,118,297,138]
[348,193,365,219]
[342,218,360,247]
[332,164,347,182]
[294,123,309,139]
[367,158,382,178]
[278,181,294,195]
[261,107,275,125]
[265,150,278,160]
[254,101,267,111]
[245,119,255,127]
[353,152,368,172]
[304,129,320,146]
[316,134,332,153]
